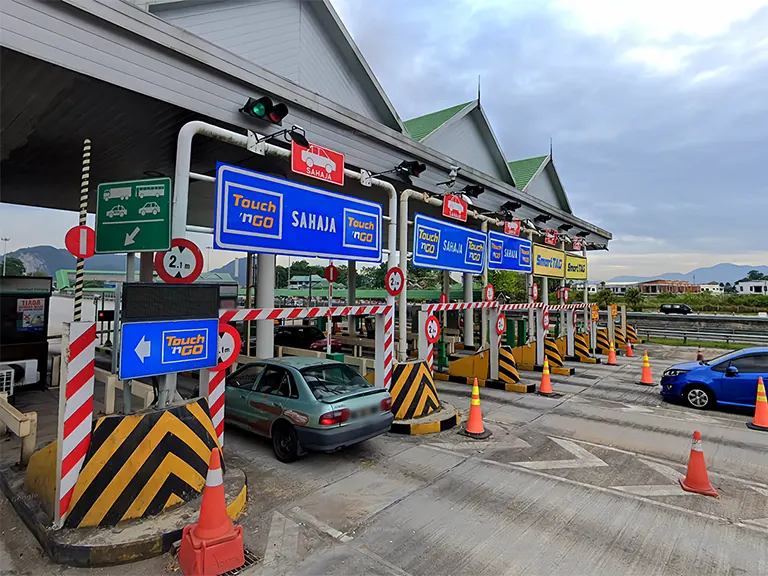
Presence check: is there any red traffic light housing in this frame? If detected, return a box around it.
[240,96,289,125]
[397,160,426,178]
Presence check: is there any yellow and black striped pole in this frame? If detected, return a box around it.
[73,139,91,322]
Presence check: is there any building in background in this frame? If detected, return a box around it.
[635,280,700,294]
[699,282,724,295]
[736,280,768,294]
[288,275,324,290]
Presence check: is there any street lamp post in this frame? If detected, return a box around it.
[1,238,9,276]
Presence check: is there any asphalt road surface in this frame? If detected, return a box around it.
[2,344,766,575]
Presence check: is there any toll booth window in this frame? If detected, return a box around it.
[231,364,266,390]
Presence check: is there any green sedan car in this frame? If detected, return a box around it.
[224,357,394,462]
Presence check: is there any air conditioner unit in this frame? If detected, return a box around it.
[0,365,14,398]
[0,359,39,397]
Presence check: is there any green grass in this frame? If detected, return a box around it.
[645,337,751,351]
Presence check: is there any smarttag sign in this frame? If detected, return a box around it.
[532,245,565,278]
[214,163,382,262]
[488,230,532,273]
[119,318,218,380]
[565,254,588,279]
[412,214,486,274]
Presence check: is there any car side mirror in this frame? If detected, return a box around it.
[726,365,738,377]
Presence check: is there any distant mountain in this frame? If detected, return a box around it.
[609,263,768,285]
[2,245,125,276]
[211,257,253,286]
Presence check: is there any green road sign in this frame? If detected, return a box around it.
[95,178,171,254]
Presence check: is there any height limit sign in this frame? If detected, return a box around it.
[154,238,204,284]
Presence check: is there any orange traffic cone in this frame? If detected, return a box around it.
[679,431,718,497]
[606,341,618,365]
[178,449,244,576]
[746,377,768,432]
[696,346,703,362]
[625,341,635,358]
[538,357,553,396]
[462,378,491,439]
[637,350,655,385]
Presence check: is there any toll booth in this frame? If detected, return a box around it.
[0,276,53,395]
[218,282,239,310]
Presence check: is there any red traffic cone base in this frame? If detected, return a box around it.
[637,351,655,386]
[178,449,245,576]
[679,431,718,498]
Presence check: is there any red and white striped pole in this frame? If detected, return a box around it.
[383,306,394,389]
[208,371,226,447]
[55,321,96,527]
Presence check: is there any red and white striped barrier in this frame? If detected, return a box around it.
[208,371,225,447]
[547,303,587,310]
[422,301,496,313]
[220,306,394,390]
[498,302,546,311]
[56,321,96,526]
[219,305,389,324]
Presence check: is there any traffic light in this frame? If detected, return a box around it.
[461,184,484,198]
[397,160,426,178]
[240,97,290,125]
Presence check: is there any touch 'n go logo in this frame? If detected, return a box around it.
[161,328,210,363]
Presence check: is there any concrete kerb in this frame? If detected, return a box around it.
[0,463,247,567]
[389,403,460,435]
[434,371,535,394]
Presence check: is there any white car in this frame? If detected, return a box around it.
[137,184,165,198]
[447,198,464,215]
[138,202,161,216]
[301,146,336,173]
[103,187,131,201]
[106,205,127,218]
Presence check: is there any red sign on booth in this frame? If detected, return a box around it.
[291,140,345,186]
[442,194,468,222]
[572,236,583,251]
[544,229,559,246]
[504,220,521,236]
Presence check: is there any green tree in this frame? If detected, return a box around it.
[489,270,526,302]
[406,261,440,289]
[737,269,768,283]
[359,263,388,289]
[1,257,25,276]
[275,265,289,288]
[624,287,644,311]
[595,288,614,308]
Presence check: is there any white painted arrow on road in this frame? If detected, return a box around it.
[515,437,608,470]
[134,335,151,363]
[124,226,140,246]
[612,459,695,497]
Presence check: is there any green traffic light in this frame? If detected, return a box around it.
[251,102,266,117]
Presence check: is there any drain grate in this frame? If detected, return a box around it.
[221,548,260,576]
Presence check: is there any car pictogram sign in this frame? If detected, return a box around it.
[291,140,345,186]
[385,266,404,296]
[442,194,468,222]
[504,220,521,236]
[154,238,204,284]
[65,225,96,259]
[425,315,441,344]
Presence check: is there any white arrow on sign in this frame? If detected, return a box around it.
[515,437,608,470]
[134,335,151,363]
[124,226,140,246]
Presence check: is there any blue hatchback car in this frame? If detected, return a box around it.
[660,347,768,410]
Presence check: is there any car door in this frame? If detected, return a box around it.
[224,363,266,428]
[721,354,765,406]
[248,366,293,436]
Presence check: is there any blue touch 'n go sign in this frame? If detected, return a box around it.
[412,213,486,274]
[214,163,382,262]
[488,230,532,273]
[119,318,219,380]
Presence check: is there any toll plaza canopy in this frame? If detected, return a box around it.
[1,0,612,252]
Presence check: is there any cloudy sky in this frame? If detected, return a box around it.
[1,0,766,280]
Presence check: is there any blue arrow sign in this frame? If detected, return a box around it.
[214,163,382,262]
[488,230,533,273]
[119,318,219,380]
[412,213,486,274]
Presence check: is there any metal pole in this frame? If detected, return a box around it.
[480,220,488,347]
[73,139,91,321]
[327,261,333,354]
[1,237,9,275]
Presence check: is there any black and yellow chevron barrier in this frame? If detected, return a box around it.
[574,333,599,363]
[596,328,611,354]
[64,398,220,528]
[626,324,641,344]
[434,347,534,393]
[498,346,535,393]
[545,337,574,376]
[614,326,627,349]
[390,361,440,420]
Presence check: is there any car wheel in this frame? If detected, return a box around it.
[684,385,713,410]
[325,164,333,173]
[272,421,299,463]
[306,157,314,168]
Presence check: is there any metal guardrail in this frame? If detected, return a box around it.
[638,327,768,346]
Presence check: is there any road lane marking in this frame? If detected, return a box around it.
[515,437,608,470]
[289,506,353,542]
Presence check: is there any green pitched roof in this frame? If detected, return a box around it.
[403,101,473,141]
[507,155,549,190]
